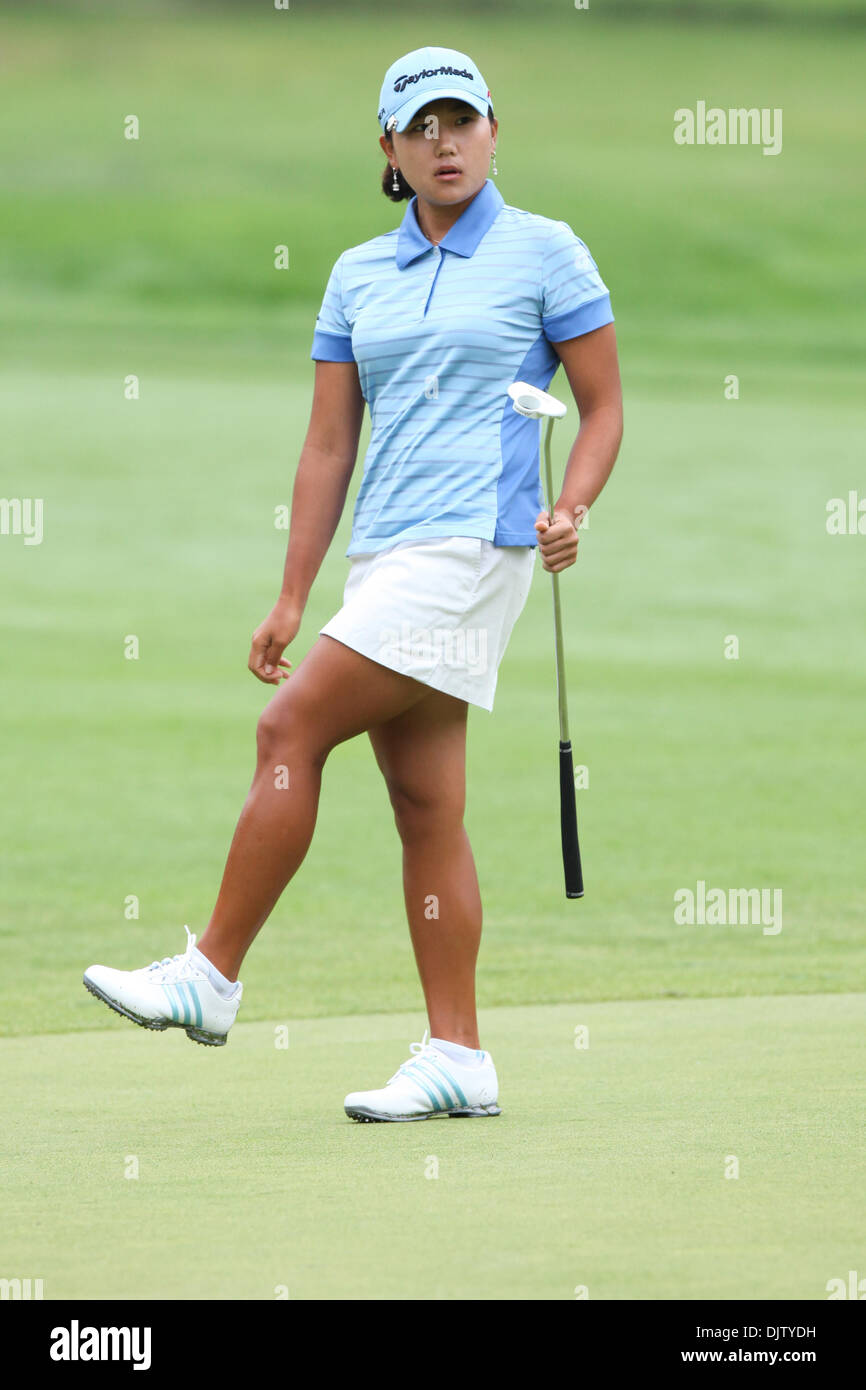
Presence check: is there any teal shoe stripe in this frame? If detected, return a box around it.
[161,982,203,1026]
[403,1069,442,1112]
[182,981,202,1028]
[411,1060,456,1109]
[425,1056,469,1108]
[163,985,179,1022]
[174,983,190,1025]
[177,984,201,1028]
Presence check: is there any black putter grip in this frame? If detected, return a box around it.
[559,740,584,898]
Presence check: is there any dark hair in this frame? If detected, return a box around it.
[381,106,495,203]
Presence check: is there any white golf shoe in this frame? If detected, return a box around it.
[344,1030,501,1122]
[83,926,242,1046]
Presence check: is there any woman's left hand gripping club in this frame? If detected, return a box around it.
[534,509,580,573]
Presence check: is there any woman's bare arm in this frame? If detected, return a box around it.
[535,323,624,573]
[279,360,366,609]
[552,323,623,519]
[248,360,365,684]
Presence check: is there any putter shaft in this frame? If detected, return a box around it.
[542,416,570,744]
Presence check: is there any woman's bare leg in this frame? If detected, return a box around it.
[367,691,482,1049]
[196,636,430,980]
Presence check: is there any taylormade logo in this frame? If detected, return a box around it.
[49,1321,152,1371]
[392,65,474,94]
[674,881,783,935]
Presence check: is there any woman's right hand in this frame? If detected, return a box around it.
[248,598,303,685]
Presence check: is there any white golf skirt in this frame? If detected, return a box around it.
[319,536,535,711]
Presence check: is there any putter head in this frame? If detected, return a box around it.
[507,380,568,420]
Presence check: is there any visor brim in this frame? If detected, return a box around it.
[386,89,490,134]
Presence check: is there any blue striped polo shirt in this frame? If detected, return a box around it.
[310,178,614,557]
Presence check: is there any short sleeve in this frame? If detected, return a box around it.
[540,221,614,344]
[310,253,355,362]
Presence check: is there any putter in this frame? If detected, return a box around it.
[508,381,584,899]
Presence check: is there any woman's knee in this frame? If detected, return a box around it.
[389,783,465,843]
[256,690,329,768]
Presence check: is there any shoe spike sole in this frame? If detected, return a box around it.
[83,977,227,1047]
[346,1105,501,1123]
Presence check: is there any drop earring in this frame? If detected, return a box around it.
[392,165,400,193]
[491,147,498,176]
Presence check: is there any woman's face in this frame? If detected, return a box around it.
[381,98,497,206]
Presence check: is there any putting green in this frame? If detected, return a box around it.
[1,993,861,1300]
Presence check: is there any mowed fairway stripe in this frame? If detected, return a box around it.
[1,995,862,1301]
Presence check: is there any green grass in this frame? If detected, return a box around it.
[2,9,864,398]
[1,5,863,1299]
[2,373,863,1035]
[1,996,862,1299]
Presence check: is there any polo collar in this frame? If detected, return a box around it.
[396,178,504,268]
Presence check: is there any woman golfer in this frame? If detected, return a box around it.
[84,46,623,1122]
